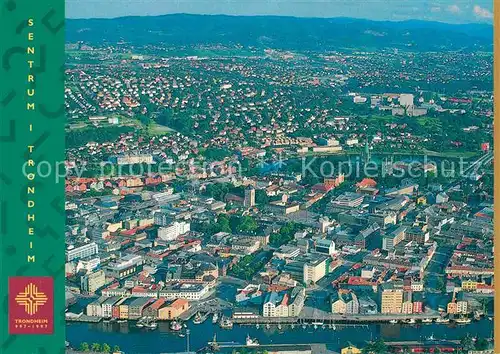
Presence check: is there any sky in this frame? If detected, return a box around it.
[66,0,494,24]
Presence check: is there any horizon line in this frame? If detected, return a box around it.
[65,12,493,26]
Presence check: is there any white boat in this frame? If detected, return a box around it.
[212,313,219,324]
[117,319,127,324]
[278,324,282,330]
[426,333,436,341]
[246,335,259,347]
[193,312,208,325]
[170,321,182,331]
[145,321,157,329]
[255,324,260,329]
[456,316,471,324]
[178,333,185,338]
[136,317,146,328]
[435,317,450,323]
[143,317,157,329]
[389,319,398,324]
[302,323,307,329]
[220,318,233,329]
[421,318,433,323]
[405,318,416,324]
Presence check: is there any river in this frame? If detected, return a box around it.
[66,318,493,353]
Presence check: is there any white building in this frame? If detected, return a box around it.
[158,221,190,241]
[361,267,375,279]
[304,257,328,284]
[315,239,335,255]
[331,290,360,315]
[263,287,305,318]
[274,246,301,260]
[159,282,211,301]
[399,94,414,108]
[86,297,106,317]
[101,297,121,318]
[353,96,367,104]
[66,242,98,262]
[116,154,153,165]
[76,257,101,273]
[81,270,106,294]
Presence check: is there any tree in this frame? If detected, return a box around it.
[460,334,474,351]
[270,222,300,247]
[91,343,102,352]
[255,189,269,205]
[136,114,151,127]
[475,337,489,350]
[79,342,90,352]
[216,214,232,233]
[362,339,388,354]
[113,345,121,353]
[237,216,258,233]
[102,343,111,353]
[435,276,445,293]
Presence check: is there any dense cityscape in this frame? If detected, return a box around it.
[63,14,494,354]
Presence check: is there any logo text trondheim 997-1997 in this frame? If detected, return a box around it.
[8,277,53,334]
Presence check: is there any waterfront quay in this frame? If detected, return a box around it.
[178,298,233,321]
[66,313,102,323]
[232,306,441,325]
[211,340,462,351]
[66,310,441,326]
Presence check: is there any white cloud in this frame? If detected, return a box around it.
[430,6,441,13]
[473,5,493,19]
[446,4,461,14]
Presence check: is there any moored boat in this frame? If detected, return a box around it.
[435,316,450,323]
[170,321,182,331]
[455,316,472,324]
[143,317,157,329]
[246,334,259,347]
[193,312,208,325]
[220,318,233,329]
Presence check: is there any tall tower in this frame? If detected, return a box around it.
[244,186,256,208]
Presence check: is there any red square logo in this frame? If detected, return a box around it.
[8,276,54,334]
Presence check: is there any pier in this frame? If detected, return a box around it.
[231,306,441,326]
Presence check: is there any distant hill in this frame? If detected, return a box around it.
[66,14,493,52]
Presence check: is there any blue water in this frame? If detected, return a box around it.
[66,318,493,353]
